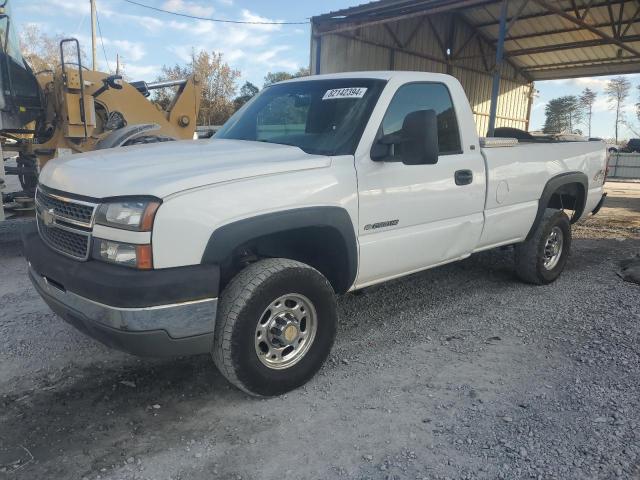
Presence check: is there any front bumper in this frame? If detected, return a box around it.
[591,192,607,216]
[23,222,219,357]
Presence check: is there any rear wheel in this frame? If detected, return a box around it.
[212,258,337,396]
[514,209,571,285]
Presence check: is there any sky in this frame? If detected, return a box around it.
[13,0,640,141]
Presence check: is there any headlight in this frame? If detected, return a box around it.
[93,239,153,269]
[95,199,160,231]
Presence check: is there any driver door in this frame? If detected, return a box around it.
[355,82,485,288]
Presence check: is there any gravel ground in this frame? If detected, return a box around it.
[1,186,639,480]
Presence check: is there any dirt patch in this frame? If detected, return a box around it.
[574,181,640,239]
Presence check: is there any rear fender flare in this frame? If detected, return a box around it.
[526,171,588,240]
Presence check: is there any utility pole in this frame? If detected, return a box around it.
[90,0,97,71]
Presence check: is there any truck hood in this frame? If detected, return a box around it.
[38,139,331,198]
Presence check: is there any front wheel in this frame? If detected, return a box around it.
[212,258,337,396]
[514,209,571,285]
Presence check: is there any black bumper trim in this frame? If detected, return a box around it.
[591,192,607,216]
[22,221,220,308]
[35,275,212,357]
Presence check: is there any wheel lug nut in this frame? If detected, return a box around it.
[270,326,282,336]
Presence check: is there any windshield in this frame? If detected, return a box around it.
[215,78,386,155]
[0,2,41,104]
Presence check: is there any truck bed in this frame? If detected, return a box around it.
[475,139,607,252]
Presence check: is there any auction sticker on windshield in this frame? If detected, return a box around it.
[322,88,368,100]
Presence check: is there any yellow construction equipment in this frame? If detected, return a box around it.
[0,1,201,208]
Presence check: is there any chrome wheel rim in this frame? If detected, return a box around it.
[254,293,317,370]
[543,226,564,270]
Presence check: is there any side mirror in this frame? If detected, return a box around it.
[371,109,439,165]
[398,109,439,165]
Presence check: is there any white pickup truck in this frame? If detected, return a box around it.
[23,72,607,396]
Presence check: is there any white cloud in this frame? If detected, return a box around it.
[254,46,298,70]
[110,40,146,62]
[162,0,215,17]
[123,63,162,79]
[225,49,245,62]
[592,97,610,113]
[572,77,609,88]
[240,9,283,32]
[167,44,201,63]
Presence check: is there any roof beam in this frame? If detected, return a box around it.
[606,1,617,37]
[455,13,532,81]
[474,0,633,27]
[495,17,640,42]
[616,0,626,38]
[504,0,530,35]
[477,37,491,72]
[315,0,498,35]
[531,0,640,57]
[525,59,640,79]
[621,4,640,37]
[333,31,523,81]
[426,15,447,57]
[523,56,638,70]
[505,34,640,57]
[403,15,428,48]
[314,0,437,21]
[570,0,581,19]
[579,0,597,20]
[452,29,478,58]
[383,23,403,48]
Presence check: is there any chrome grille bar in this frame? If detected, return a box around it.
[35,186,98,261]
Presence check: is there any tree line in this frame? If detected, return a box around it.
[151,52,309,126]
[543,77,640,143]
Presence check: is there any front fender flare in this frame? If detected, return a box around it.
[201,207,358,292]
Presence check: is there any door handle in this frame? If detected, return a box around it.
[455,169,473,186]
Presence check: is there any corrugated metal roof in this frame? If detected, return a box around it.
[312,0,640,80]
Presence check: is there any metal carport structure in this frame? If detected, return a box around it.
[310,0,640,136]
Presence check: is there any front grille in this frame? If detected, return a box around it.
[35,187,97,260]
[36,188,94,225]
[38,216,90,259]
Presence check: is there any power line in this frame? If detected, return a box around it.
[95,2,112,73]
[122,0,309,25]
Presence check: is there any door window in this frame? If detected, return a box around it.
[381,83,462,156]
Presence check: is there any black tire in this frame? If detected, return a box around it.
[122,135,175,146]
[514,209,571,285]
[212,258,337,397]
